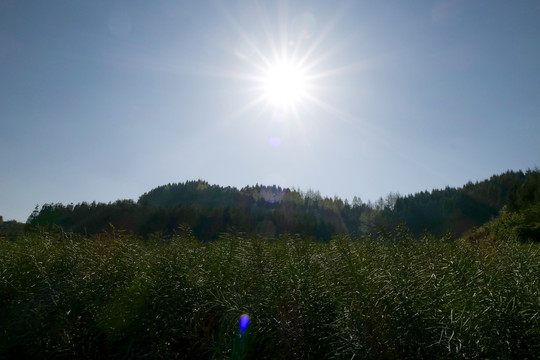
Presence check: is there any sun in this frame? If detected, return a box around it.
[220,5,350,121]
[263,60,308,108]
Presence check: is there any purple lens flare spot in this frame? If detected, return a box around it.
[269,137,281,147]
[239,314,250,332]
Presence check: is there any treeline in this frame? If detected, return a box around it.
[389,169,539,235]
[0,220,25,240]
[27,169,540,241]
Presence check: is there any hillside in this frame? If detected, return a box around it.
[27,169,540,240]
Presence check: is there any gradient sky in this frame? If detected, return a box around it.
[1,0,539,222]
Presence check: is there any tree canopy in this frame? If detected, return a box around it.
[27,170,540,241]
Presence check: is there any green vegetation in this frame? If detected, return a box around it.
[0,219,25,241]
[3,169,538,357]
[467,203,540,243]
[27,169,540,241]
[2,230,539,359]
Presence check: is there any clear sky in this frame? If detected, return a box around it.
[1,0,539,222]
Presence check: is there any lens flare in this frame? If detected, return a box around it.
[291,13,316,40]
[239,314,250,332]
[269,136,281,147]
[234,36,258,59]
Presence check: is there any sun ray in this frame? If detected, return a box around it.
[216,2,274,70]
[228,94,270,121]
[278,0,290,58]
[255,1,282,65]
[294,5,348,69]
[212,0,375,143]
[305,59,375,81]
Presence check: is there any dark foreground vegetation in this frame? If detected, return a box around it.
[1,228,539,359]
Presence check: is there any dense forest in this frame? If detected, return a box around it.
[26,169,540,241]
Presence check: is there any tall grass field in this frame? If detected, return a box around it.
[1,230,539,359]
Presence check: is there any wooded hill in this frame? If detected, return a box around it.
[27,169,540,241]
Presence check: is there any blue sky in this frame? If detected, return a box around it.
[1,0,539,222]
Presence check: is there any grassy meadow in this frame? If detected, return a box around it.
[1,229,539,359]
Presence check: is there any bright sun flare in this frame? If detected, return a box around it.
[226,8,344,120]
[263,61,307,108]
